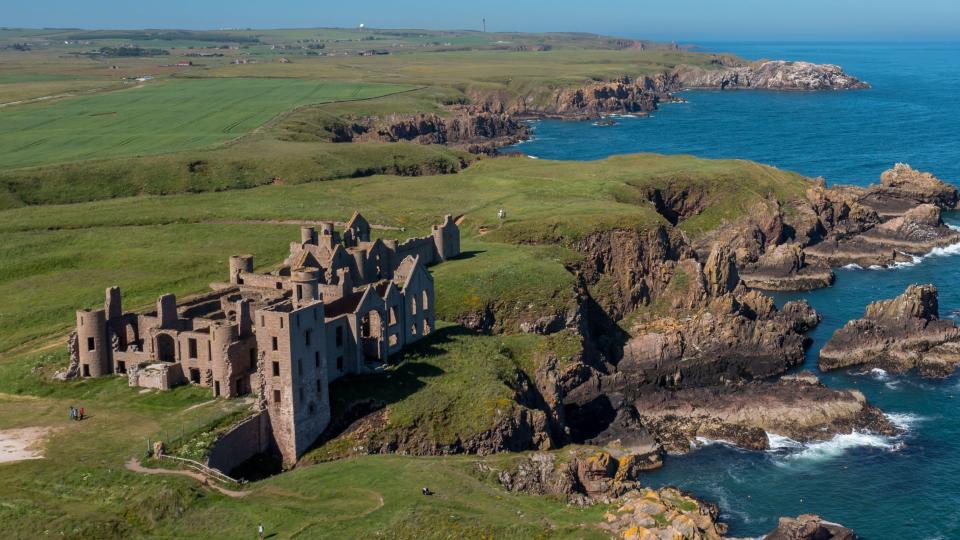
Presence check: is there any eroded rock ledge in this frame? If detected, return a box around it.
[820,284,960,378]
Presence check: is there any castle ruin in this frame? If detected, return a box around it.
[67,212,460,465]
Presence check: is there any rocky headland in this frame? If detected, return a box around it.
[322,58,867,154]
[672,60,869,91]
[730,164,960,290]
[820,284,960,378]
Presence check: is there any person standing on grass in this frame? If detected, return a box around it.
[258,522,264,540]
[69,406,76,421]
[79,407,85,421]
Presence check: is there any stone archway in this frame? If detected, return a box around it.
[156,334,176,362]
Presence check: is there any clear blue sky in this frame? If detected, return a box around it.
[6,0,959,41]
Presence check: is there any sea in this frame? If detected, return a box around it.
[506,42,960,539]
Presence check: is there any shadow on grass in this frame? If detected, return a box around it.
[450,250,486,260]
[305,324,479,454]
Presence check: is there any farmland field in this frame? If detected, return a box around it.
[0,78,413,169]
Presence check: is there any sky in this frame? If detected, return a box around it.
[4,0,960,41]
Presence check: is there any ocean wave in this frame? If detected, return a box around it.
[527,155,539,159]
[885,412,925,431]
[946,223,960,231]
[923,241,960,258]
[854,367,890,381]
[842,263,864,270]
[766,431,902,464]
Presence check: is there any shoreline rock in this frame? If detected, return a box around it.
[820,284,960,377]
[672,60,869,91]
[765,514,857,540]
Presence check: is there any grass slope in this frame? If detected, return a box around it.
[0,78,412,169]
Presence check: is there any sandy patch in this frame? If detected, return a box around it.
[0,427,53,463]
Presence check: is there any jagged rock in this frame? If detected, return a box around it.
[496,447,658,504]
[740,243,835,291]
[870,163,960,215]
[765,514,857,540]
[820,284,960,377]
[600,487,727,540]
[673,60,869,91]
[339,111,530,154]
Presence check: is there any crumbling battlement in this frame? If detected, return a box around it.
[65,212,458,465]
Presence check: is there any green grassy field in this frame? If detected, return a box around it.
[0,78,413,169]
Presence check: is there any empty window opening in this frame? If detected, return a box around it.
[272,361,280,377]
[87,337,95,351]
[316,379,322,395]
[314,351,320,368]
[117,361,126,374]
[304,329,312,346]
[422,290,429,310]
[188,338,198,359]
[82,364,90,377]
[273,389,281,403]
[335,326,343,347]
[249,349,257,371]
[189,368,201,384]
[272,336,278,351]
[214,381,221,397]
[298,358,303,377]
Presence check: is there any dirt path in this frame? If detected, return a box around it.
[124,458,250,498]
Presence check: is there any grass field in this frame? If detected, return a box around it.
[0,78,413,169]
[0,153,808,352]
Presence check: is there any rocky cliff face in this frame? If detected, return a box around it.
[673,60,869,91]
[820,284,960,377]
[332,110,530,154]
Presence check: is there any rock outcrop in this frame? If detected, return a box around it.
[602,487,727,540]
[334,110,530,154]
[820,284,960,377]
[740,243,835,291]
[627,376,895,453]
[710,164,960,290]
[673,60,869,91]
[495,447,662,504]
[765,514,857,540]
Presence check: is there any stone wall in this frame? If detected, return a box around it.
[206,411,272,475]
[395,236,438,267]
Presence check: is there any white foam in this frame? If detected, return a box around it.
[946,223,960,231]
[766,430,902,464]
[766,433,804,450]
[842,263,864,270]
[923,241,960,258]
[527,155,539,160]
[885,412,925,431]
[786,432,900,461]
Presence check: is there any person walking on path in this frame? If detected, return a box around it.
[79,407,85,421]
[69,406,76,421]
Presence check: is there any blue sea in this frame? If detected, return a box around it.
[509,43,960,539]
